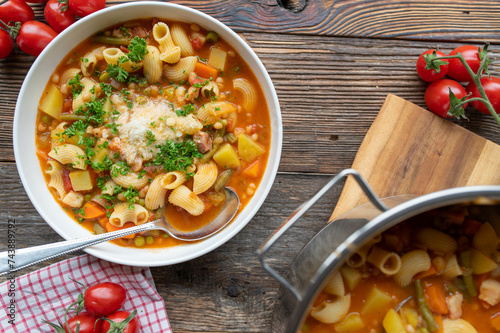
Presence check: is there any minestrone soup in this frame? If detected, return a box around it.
[35,18,271,248]
[302,202,500,333]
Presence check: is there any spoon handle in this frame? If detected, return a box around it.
[0,222,157,277]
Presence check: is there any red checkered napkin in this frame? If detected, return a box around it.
[0,254,172,333]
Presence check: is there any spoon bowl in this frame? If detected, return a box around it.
[0,188,239,277]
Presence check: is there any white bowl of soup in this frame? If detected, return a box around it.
[13,2,282,266]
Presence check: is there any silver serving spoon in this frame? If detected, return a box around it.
[0,187,239,277]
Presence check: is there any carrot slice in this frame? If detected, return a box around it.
[424,284,448,315]
[79,201,107,219]
[414,265,437,280]
[243,160,261,178]
[105,222,136,239]
[195,62,218,79]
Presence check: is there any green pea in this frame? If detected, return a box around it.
[138,199,145,206]
[134,236,145,247]
[146,236,154,244]
[162,232,170,238]
[206,31,219,43]
[84,194,92,202]
[41,115,52,125]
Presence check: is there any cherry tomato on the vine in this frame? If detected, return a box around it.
[84,282,126,317]
[0,0,35,26]
[416,49,449,82]
[64,312,102,333]
[61,0,106,17]
[0,29,14,59]
[447,45,482,82]
[424,79,468,118]
[466,77,500,115]
[101,311,139,333]
[16,21,57,56]
[44,0,75,33]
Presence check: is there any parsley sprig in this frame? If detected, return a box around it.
[149,139,202,178]
[106,37,149,83]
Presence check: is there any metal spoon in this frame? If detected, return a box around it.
[0,187,239,277]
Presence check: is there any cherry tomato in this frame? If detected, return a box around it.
[44,0,75,33]
[0,29,14,59]
[16,21,57,56]
[84,282,126,317]
[424,79,468,118]
[447,45,482,82]
[416,49,449,82]
[101,311,139,333]
[64,312,102,333]
[65,0,106,17]
[0,0,35,26]
[466,77,500,115]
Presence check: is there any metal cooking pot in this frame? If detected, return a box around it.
[257,169,500,333]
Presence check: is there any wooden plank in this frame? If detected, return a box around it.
[0,160,340,332]
[2,34,500,173]
[101,0,500,42]
[330,94,500,220]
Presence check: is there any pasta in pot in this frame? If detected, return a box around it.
[303,202,500,333]
[35,18,271,248]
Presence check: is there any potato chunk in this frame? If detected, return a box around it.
[238,134,265,163]
[213,143,240,169]
[69,170,93,191]
[39,84,63,120]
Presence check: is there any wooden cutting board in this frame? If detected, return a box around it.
[330,94,500,220]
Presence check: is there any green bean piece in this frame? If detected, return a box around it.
[91,35,133,46]
[214,170,233,192]
[93,223,106,235]
[41,115,52,125]
[61,114,86,121]
[414,280,440,332]
[146,236,154,245]
[206,31,219,43]
[99,71,110,82]
[200,142,221,164]
[459,250,477,297]
[134,236,145,247]
[225,133,237,143]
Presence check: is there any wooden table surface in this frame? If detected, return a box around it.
[2,0,500,332]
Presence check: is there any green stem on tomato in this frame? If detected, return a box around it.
[430,49,500,128]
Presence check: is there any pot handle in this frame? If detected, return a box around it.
[256,169,388,300]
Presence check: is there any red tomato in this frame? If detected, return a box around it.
[66,0,106,17]
[44,0,75,33]
[447,45,482,82]
[192,37,202,50]
[16,21,57,57]
[0,29,14,59]
[84,282,126,317]
[101,311,139,333]
[416,49,449,82]
[0,0,35,25]
[25,0,49,3]
[64,312,102,333]
[466,77,500,115]
[424,79,468,118]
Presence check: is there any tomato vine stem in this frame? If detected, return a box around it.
[429,46,500,128]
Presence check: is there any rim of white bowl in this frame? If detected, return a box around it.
[13,2,282,267]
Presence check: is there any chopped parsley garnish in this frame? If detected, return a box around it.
[175,103,196,117]
[127,37,148,63]
[100,83,115,97]
[62,120,87,144]
[123,187,139,209]
[68,74,85,99]
[149,139,202,177]
[111,161,131,177]
[105,122,120,134]
[146,130,156,146]
[107,63,129,83]
[91,155,113,172]
[75,99,106,125]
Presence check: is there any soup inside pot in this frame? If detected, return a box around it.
[302,201,500,333]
